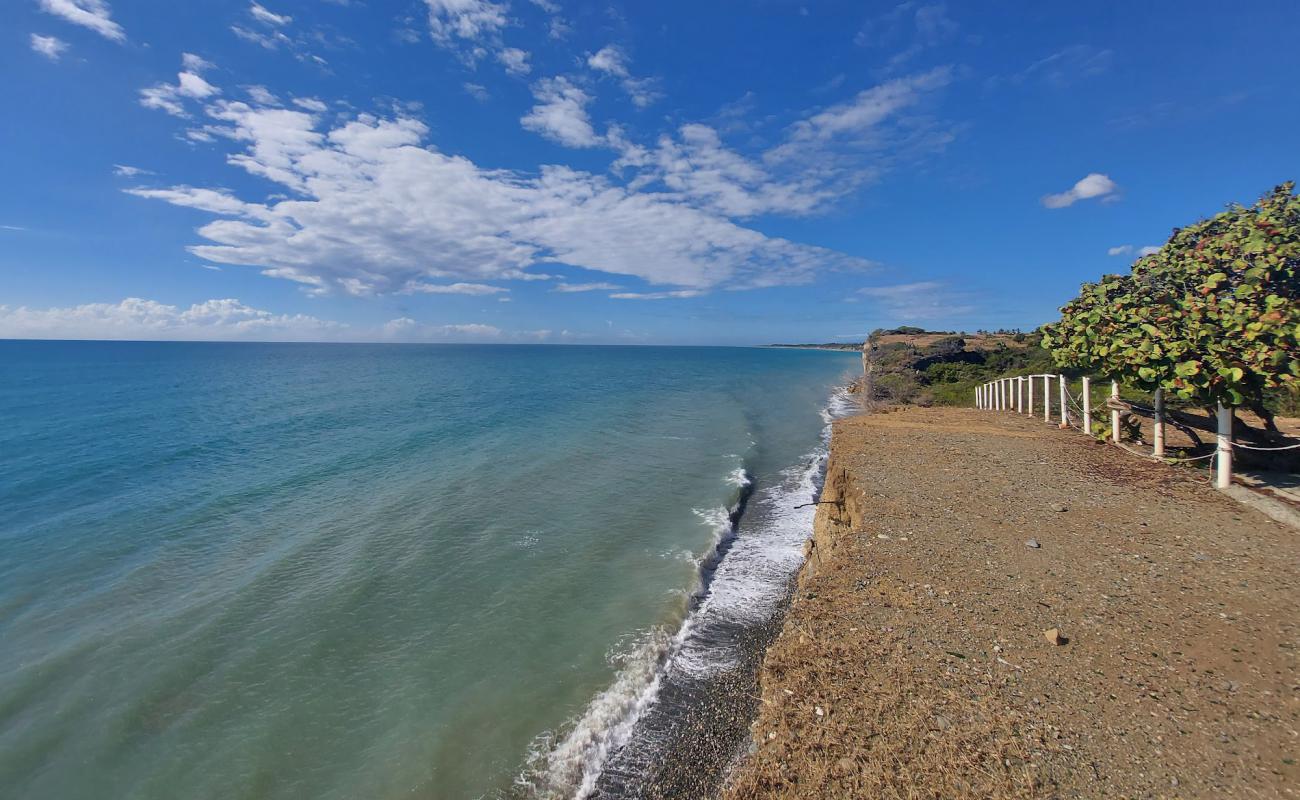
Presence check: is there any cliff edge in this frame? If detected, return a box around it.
[722,406,1298,798]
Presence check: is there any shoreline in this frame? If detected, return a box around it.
[586,385,857,798]
[719,406,1299,797]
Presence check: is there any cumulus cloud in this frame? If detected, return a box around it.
[587,45,628,77]
[127,97,870,296]
[521,77,601,147]
[37,0,124,42]
[0,297,535,343]
[139,54,220,117]
[30,34,69,61]
[0,298,343,341]
[1041,173,1118,208]
[1106,244,1133,256]
[424,0,507,45]
[614,69,950,219]
[1138,245,1161,256]
[586,45,660,107]
[497,47,531,76]
[112,164,152,177]
[623,123,834,217]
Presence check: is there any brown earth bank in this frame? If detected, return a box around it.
[721,406,1299,799]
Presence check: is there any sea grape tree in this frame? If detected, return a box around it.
[1041,182,1300,421]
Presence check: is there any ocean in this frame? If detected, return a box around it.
[0,341,859,799]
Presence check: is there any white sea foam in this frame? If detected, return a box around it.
[515,383,860,798]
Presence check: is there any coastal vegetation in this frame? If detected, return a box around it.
[1041,182,1300,429]
[862,329,1053,407]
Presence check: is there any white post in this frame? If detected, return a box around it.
[1058,374,1068,427]
[999,379,1005,411]
[1081,377,1092,436]
[1027,375,1034,417]
[1153,388,1165,457]
[1110,381,1121,444]
[1216,403,1233,489]
[1015,377,1022,413]
[1042,375,1051,423]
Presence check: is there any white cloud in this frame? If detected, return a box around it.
[1107,244,1133,256]
[1138,245,1160,256]
[497,47,531,76]
[140,55,220,117]
[1041,172,1119,208]
[182,52,214,72]
[0,298,545,343]
[624,123,833,217]
[293,97,328,112]
[424,0,507,45]
[30,34,69,61]
[463,82,489,101]
[553,282,621,292]
[521,77,600,147]
[0,298,343,342]
[587,45,629,77]
[404,282,509,295]
[246,85,280,105]
[249,2,291,26]
[858,281,974,320]
[37,0,124,42]
[587,45,660,107]
[112,164,152,177]
[231,24,292,50]
[767,67,951,163]
[128,99,869,295]
[609,290,705,300]
[381,317,504,340]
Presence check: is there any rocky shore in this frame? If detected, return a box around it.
[720,406,1299,798]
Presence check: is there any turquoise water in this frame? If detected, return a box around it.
[0,342,858,799]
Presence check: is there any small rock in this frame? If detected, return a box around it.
[1026,538,1041,549]
[1044,628,1065,646]
[814,706,825,717]
[1049,503,1069,513]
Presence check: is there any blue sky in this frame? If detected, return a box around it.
[2,0,1297,344]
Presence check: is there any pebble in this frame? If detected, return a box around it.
[1026,538,1041,549]
[1045,628,1066,646]
[1050,503,1069,512]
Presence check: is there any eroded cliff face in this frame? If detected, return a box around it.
[798,438,866,586]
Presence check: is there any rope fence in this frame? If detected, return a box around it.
[973,374,1300,490]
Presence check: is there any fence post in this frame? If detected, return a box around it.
[1058,374,1068,427]
[1153,388,1165,458]
[1081,377,1092,436]
[1110,381,1121,444]
[1042,375,1051,423]
[1027,374,1034,416]
[1216,403,1233,489]
[1014,377,1022,413]
[999,379,1006,411]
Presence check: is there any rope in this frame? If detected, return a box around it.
[1231,440,1300,451]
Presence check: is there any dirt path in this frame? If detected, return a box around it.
[722,406,1298,799]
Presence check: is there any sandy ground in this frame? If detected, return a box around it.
[722,406,1299,799]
